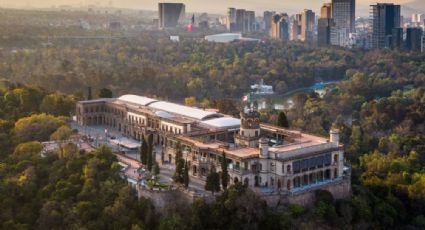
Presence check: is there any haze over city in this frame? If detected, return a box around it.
[2,0,424,16]
[0,0,424,228]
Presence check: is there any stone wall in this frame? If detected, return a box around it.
[262,178,351,208]
[137,187,215,209]
[138,188,191,209]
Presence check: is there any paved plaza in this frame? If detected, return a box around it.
[72,122,209,195]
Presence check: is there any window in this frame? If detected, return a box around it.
[324,154,332,166]
[293,161,300,174]
[334,154,338,164]
[287,165,291,173]
[255,131,259,137]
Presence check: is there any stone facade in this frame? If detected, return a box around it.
[76,95,351,205]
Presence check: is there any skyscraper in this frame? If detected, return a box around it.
[331,0,355,47]
[406,28,423,52]
[244,11,256,32]
[271,14,289,41]
[291,14,302,41]
[236,9,246,32]
[301,9,315,42]
[322,3,332,18]
[370,3,401,49]
[263,11,275,35]
[158,3,186,29]
[227,8,237,32]
[392,28,403,49]
[318,3,333,46]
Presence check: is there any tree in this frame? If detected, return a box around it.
[173,142,184,183]
[277,111,289,128]
[13,141,43,159]
[50,125,73,158]
[184,96,197,107]
[98,88,113,98]
[87,87,92,100]
[40,93,75,116]
[183,161,189,188]
[153,162,160,176]
[50,125,72,141]
[14,114,65,143]
[140,136,148,165]
[221,151,229,190]
[147,134,154,171]
[205,168,220,195]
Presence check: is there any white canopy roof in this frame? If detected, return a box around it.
[201,117,241,128]
[149,101,221,121]
[118,95,158,106]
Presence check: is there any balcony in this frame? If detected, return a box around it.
[229,168,250,176]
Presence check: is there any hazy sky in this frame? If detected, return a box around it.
[2,0,423,16]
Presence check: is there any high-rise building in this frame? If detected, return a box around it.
[370,3,401,49]
[236,9,246,32]
[228,8,256,33]
[422,34,425,53]
[411,13,424,26]
[301,9,315,42]
[318,3,333,46]
[392,28,403,49]
[406,28,423,52]
[331,0,355,47]
[291,14,303,41]
[263,11,275,35]
[271,14,289,41]
[321,3,332,19]
[244,11,256,32]
[227,8,237,32]
[158,3,186,29]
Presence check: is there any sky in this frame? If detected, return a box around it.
[1,0,423,16]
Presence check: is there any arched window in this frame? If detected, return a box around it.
[287,165,291,173]
[334,154,338,164]
[244,178,249,186]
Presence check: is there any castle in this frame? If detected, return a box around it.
[76,95,350,204]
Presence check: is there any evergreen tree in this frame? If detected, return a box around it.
[221,151,229,190]
[140,136,148,165]
[183,161,189,188]
[87,86,92,100]
[153,162,160,176]
[205,168,220,195]
[173,142,184,183]
[277,111,289,128]
[97,88,113,98]
[147,134,153,171]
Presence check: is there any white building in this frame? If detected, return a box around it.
[76,95,350,201]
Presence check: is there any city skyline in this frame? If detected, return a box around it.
[1,0,423,16]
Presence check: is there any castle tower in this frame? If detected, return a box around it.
[330,129,340,147]
[235,110,261,147]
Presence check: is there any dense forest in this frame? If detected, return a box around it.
[1,32,423,102]
[0,10,425,229]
